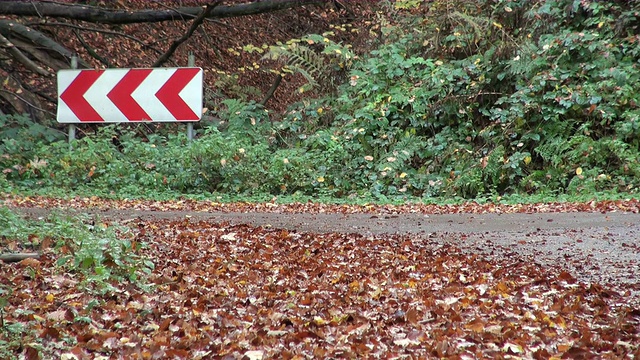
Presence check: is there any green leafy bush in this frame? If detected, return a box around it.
[275,0,640,198]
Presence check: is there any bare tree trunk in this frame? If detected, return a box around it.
[0,0,324,24]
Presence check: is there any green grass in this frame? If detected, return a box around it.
[3,186,637,207]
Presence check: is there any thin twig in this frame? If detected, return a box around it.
[72,29,112,67]
[260,74,282,106]
[151,0,229,25]
[0,89,56,117]
[33,89,56,104]
[31,1,43,18]
[150,0,195,21]
[152,2,221,67]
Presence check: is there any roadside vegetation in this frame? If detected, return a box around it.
[2,0,639,204]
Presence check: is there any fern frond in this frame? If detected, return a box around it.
[286,44,327,81]
[264,41,337,92]
[448,10,488,38]
[284,64,319,88]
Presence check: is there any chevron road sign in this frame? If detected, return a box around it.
[57,67,202,123]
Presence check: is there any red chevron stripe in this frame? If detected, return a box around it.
[59,70,104,122]
[107,69,152,121]
[155,68,200,121]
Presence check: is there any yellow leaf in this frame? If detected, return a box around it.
[493,22,503,29]
[576,167,583,175]
[496,281,509,293]
[331,273,342,284]
[45,293,55,303]
[524,156,531,165]
[554,315,567,329]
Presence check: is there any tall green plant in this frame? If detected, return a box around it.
[263,32,355,94]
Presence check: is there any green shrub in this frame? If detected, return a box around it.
[0,207,154,292]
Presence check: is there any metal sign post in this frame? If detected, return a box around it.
[68,55,78,150]
[187,52,196,141]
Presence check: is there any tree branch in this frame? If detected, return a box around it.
[0,33,50,76]
[260,73,283,106]
[0,253,40,263]
[10,37,68,71]
[0,89,55,118]
[152,2,219,68]
[0,0,325,25]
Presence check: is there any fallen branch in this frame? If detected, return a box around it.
[10,37,68,71]
[0,252,40,263]
[0,88,55,118]
[0,19,90,68]
[73,29,112,67]
[0,1,325,24]
[0,33,50,76]
[27,21,167,58]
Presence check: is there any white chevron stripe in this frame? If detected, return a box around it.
[179,70,203,117]
[131,68,177,121]
[84,68,128,122]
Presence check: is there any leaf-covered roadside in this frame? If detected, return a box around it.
[2,218,639,359]
[4,194,640,214]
